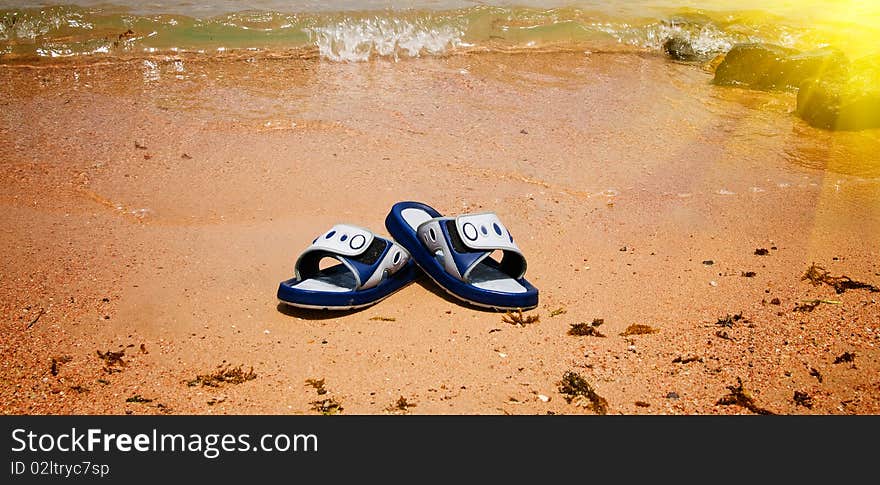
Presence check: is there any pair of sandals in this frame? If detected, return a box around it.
[277,201,539,311]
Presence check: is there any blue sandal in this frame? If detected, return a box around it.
[277,224,418,310]
[385,201,539,310]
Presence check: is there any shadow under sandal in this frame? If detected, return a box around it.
[385,201,539,310]
[277,224,417,310]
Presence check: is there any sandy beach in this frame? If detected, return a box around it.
[1,45,879,415]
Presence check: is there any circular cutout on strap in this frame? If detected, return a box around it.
[462,222,478,241]
[349,234,366,250]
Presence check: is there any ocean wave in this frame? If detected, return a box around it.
[308,16,464,62]
[0,4,871,62]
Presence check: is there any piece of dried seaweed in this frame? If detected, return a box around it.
[549,308,567,317]
[802,263,879,294]
[386,396,416,414]
[305,378,327,395]
[715,377,775,415]
[558,371,608,415]
[620,324,658,336]
[793,300,820,312]
[310,398,343,415]
[794,299,841,312]
[26,308,45,329]
[672,355,703,364]
[502,309,540,326]
[97,349,126,368]
[833,351,856,364]
[793,391,813,409]
[50,355,72,376]
[715,330,734,341]
[186,365,256,387]
[126,394,153,403]
[568,319,606,337]
[716,313,747,327]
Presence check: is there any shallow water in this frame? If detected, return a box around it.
[1,3,878,215]
[1,1,878,61]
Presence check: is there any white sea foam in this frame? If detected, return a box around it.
[143,59,160,82]
[308,17,463,62]
[597,20,738,58]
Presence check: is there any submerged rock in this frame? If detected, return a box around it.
[713,44,848,91]
[797,58,880,130]
[660,14,727,63]
[663,36,700,62]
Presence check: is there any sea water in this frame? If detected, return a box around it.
[1,1,878,61]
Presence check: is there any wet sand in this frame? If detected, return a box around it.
[1,51,879,415]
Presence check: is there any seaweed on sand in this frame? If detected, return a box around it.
[50,355,72,376]
[714,330,734,341]
[386,396,416,414]
[502,309,540,326]
[305,378,327,395]
[558,371,608,415]
[716,378,775,415]
[833,351,856,364]
[369,316,396,322]
[802,263,879,294]
[568,319,606,337]
[310,398,343,415]
[186,365,256,387]
[620,324,658,336]
[715,313,747,327]
[793,391,813,409]
[793,299,840,312]
[97,349,126,369]
[672,355,703,364]
[126,394,153,403]
[549,307,567,317]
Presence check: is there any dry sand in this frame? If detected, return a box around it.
[1,51,879,415]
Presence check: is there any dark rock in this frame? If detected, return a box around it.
[797,78,880,130]
[796,53,880,130]
[713,44,848,91]
[713,43,798,89]
[659,13,724,62]
[663,36,700,62]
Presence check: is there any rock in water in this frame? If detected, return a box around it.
[663,37,699,62]
[713,44,848,91]
[797,57,880,130]
[713,44,798,89]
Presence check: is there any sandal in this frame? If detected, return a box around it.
[385,201,538,310]
[277,224,417,310]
